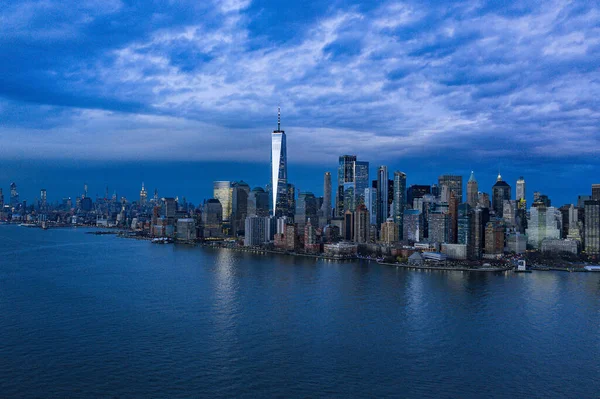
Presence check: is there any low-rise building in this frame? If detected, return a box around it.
[441,243,467,260]
[541,239,579,255]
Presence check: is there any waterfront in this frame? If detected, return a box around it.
[1,225,600,398]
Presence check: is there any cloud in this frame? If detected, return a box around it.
[0,0,599,167]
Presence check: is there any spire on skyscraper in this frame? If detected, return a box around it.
[277,106,281,131]
[469,170,477,183]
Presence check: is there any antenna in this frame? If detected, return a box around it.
[277,106,281,131]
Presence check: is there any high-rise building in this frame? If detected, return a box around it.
[457,203,472,257]
[393,171,407,240]
[286,183,295,217]
[213,181,233,222]
[163,197,177,219]
[492,173,511,217]
[592,184,600,201]
[526,205,561,249]
[271,107,288,217]
[296,192,317,231]
[140,183,148,205]
[380,218,399,245]
[478,192,491,209]
[438,175,463,204]
[353,204,369,244]
[321,172,332,219]
[467,171,478,208]
[202,199,223,238]
[428,212,450,243]
[503,200,517,227]
[407,185,431,210]
[0,188,4,209]
[448,191,458,243]
[247,187,270,217]
[337,156,369,216]
[584,200,600,256]
[364,187,377,226]
[403,209,423,243]
[9,182,19,208]
[470,207,486,259]
[231,181,251,235]
[40,189,47,210]
[244,216,271,247]
[376,166,389,225]
[485,221,505,256]
[337,155,356,216]
[516,176,526,201]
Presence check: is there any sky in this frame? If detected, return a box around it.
[1,0,599,205]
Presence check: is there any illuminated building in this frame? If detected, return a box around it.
[467,171,478,208]
[492,173,511,217]
[438,175,463,204]
[271,107,288,217]
[393,171,407,240]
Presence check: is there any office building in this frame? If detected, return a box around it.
[364,187,377,226]
[231,181,251,235]
[10,182,19,208]
[448,191,458,243]
[247,187,270,217]
[321,172,332,219]
[140,183,148,205]
[467,171,478,208]
[353,204,369,244]
[485,221,505,256]
[244,216,271,247]
[380,218,399,245]
[296,192,318,231]
[393,171,407,240]
[407,185,431,211]
[213,181,232,222]
[492,173,511,217]
[438,175,463,204]
[584,200,600,256]
[202,199,223,238]
[176,218,196,241]
[516,176,526,201]
[526,206,561,249]
[428,212,450,243]
[376,166,389,225]
[337,155,369,216]
[271,107,288,217]
[593,184,600,201]
[403,209,423,243]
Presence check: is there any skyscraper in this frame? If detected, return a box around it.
[393,171,407,240]
[592,184,600,201]
[336,155,369,216]
[467,171,478,208]
[40,189,47,210]
[492,173,511,217]
[296,192,317,231]
[321,172,332,219]
[406,185,431,210]
[584,200,600,256]
[438,175,463,204]
[9,182,19,208]
[213,181,233,222]
[271,107,288,217]
[140,182,148,205]
[376,166,389,225]
[516,176,526,201]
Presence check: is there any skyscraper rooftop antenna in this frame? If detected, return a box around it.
[277,106,281,131]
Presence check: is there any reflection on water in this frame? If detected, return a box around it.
[0,226,599,398]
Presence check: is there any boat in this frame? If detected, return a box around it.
[18,223,37,227]
[514,259,532,273]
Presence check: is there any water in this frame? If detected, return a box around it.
[1,225,599,398]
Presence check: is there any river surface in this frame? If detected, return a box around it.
[1,225,599,398]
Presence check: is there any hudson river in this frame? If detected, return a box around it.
[1,225,599,398]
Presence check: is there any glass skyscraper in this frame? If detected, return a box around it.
[271,108,287,217]
[393,171,407,240]
[336,155,369,216]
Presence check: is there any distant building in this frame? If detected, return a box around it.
[492,173,511,217]
[247,187,270,217]
[244,216,271,247]
[407,185,431,210]
[176,218,196,241]
[526,206,561,249]
[438,175,463,204]
[271,108,288,217]
[428,212,450,244]
[296,192,318,231]
[353,204,369,244]
[485,221,505,257]
[506,233,527,254]
[516,176,526,202]
[441,243,467,260]
[584,200,600,256]
[380,218,399,245]
[403,209,423,243]
[202,199,223,238]
[393,171,407,240]
[321,172,332,220]
[213,181,232,222]
[323,242,357,257]
[541,239,579,255]
[467,171,478,208]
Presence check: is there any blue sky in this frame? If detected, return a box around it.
[1,0,599,205]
